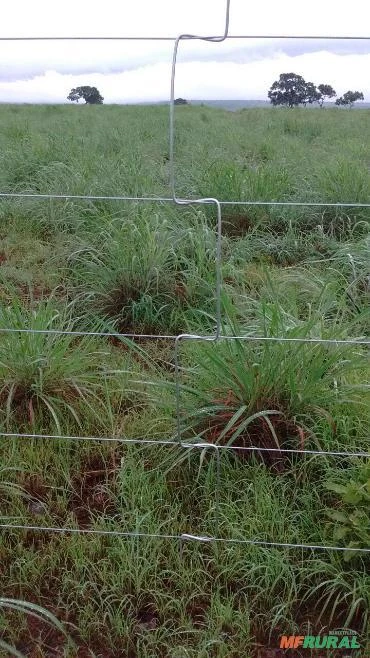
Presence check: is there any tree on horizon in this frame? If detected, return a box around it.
[67,86,104,104]
[317,84,336,107]
[268,74,338,108]
[335,91,364,108]
[268,73,307,107]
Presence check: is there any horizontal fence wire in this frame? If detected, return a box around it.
[2,192,370,208]
[1,35,370,40]
[1,432,369,458]
[0,328,369,343]
[0,432,370,458]
[0,0,369,554]
[3,192,370,206]
[1,522,369,553]
[0,523,369,553]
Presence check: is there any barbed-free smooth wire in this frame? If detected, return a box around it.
[0,327,369,344]
[1,35,370,40]
[1,432,369,458]
[1,193,370,206]
[0,523,369,553]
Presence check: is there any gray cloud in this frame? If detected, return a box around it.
[179,38,370,65]
[2,37,370,84]
[0,41,174,82]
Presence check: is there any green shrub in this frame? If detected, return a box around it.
[325,461,370,561]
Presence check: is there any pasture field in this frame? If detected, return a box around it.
[0,104,369,657]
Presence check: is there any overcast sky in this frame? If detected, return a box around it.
[1,0,370,103]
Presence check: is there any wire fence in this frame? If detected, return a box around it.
[0,0,369,555]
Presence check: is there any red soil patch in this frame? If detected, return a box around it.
[12,612,130,658]
[21,472,48,500]
[185,595,209,629]
[68,452,119,528]
[222,213,254,237]
[135,601,159,632]
[204,392,306,472]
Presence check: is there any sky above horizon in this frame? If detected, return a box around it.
[1,0,370,103]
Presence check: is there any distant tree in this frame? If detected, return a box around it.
[335,91,364,108]
[303,82,321,106]
[317,84,336,107]
[174,98,188,105]
[67,86,104,104]
[268,73,308,107]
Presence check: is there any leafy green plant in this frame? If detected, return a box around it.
[325,461,370,560]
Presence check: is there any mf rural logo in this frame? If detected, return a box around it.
[279,629,362,651]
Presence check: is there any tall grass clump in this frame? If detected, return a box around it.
[168,301,369,471]
[310,160,370,235]
[72,213,217,334]
[196,160,294,235]
[0,297,110,431]
[282,115,322,142]
[230,226,337,265]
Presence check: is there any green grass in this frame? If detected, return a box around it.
[0,103,369,657]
